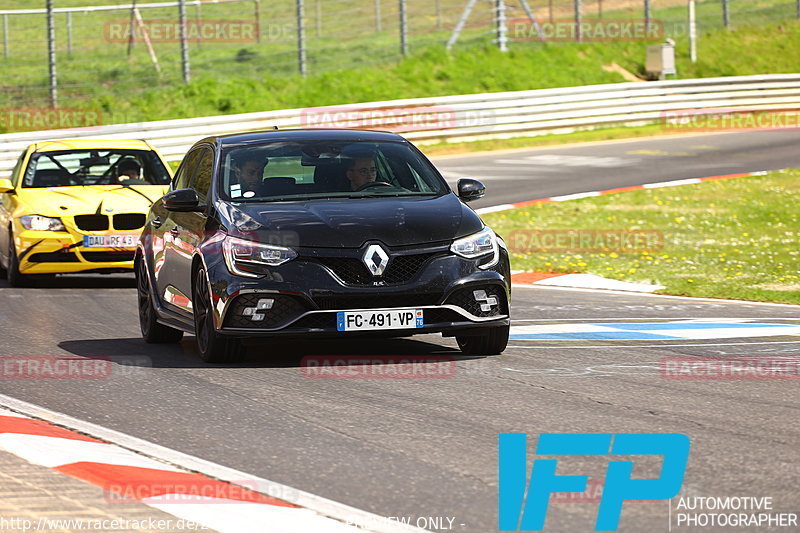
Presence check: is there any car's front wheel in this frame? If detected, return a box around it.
[136,257,184,343]
[456,324,509,355]
[7,236,30,287]
[193,266,245,363]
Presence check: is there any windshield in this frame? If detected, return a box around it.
[22,149,171,188]
[219,140,448,202]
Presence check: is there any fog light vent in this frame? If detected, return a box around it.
[242,298,274,321]
[473,290,498,312]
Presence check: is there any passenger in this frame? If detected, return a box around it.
[232,154,268,196]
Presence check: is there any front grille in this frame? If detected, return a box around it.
[313,292,441,311]
[74,215,109,231]
[80,251,135,263]
[113,213,146,230]
[315,252,445,286]
[28,252,80,263]
[445,286,506,318]
[224,294,309,329]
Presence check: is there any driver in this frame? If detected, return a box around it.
[345,156,379,191]
[117,159,142,182]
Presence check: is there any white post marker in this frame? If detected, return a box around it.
[689,0,697,63]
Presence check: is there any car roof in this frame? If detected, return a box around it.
[31,139,155,152]
[198,129,408,147]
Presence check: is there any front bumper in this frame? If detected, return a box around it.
[15,228,138,275]
[203,246,512,337]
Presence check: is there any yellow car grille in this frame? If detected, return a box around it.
[73,213,146,231]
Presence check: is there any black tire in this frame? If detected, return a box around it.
[136,257,184,343]
[7,237,30,287]
[0,249,7,280]
[456,324,510,356]
[193,266,245,363]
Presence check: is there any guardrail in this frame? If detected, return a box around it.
[2,73,799,173]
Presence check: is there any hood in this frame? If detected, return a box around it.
[16,185,167,218]
[218,193,484,248]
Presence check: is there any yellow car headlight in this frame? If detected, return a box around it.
[20,215,66,232]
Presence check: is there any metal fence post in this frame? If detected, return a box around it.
[296,0,306,75]
[495,0,507,52]
[436,0,441,30]
[797,0,799,19]
[46,0,57,107]
[3,14,8,59]
[194,0,202,50]
[375,0,382,33]
[446,0,477,50]
[722,0,730,27]
[689,0,697,63]
[178,0,190,82]
[66,12,73,57]
[644,0,650,29]
[254,0,260,43]
[574,0,581,42]
[399,0,407,56]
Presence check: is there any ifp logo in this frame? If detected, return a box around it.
[498,433,690,531]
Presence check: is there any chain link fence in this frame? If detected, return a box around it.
[0,0,797,112]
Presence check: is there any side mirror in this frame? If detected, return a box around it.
[0,178,14,194]
[163,188,203,212]
[457,178,485,202]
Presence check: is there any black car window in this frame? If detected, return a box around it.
[172,149,202,191]
[191,148,214,202]
[219,140,447,202]
[21,149,171,188]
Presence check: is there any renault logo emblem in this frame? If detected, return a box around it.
[362,244,389,276]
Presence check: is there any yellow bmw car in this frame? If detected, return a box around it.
[0,139,173,286]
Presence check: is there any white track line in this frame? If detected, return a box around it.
[0,394,428,533]
[511,284,800,308]
[507,340,800,349]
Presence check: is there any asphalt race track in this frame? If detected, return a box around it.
[1,130,799,532]
[2,283,799,532]
[433,129,800,209]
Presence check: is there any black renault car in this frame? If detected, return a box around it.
[135,129,511,362]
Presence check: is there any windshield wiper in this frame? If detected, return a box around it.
[349,192,437,198]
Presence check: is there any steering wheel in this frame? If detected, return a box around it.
[355,181,393,192]
[94,175,119,185]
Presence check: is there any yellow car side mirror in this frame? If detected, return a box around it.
[0,178,14,193]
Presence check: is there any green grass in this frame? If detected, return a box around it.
[1,1,799,133]
[481,169,800,304]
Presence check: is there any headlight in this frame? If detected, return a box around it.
[222,235,298,277]
[450,227,499,269]
[19,215,65,232]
